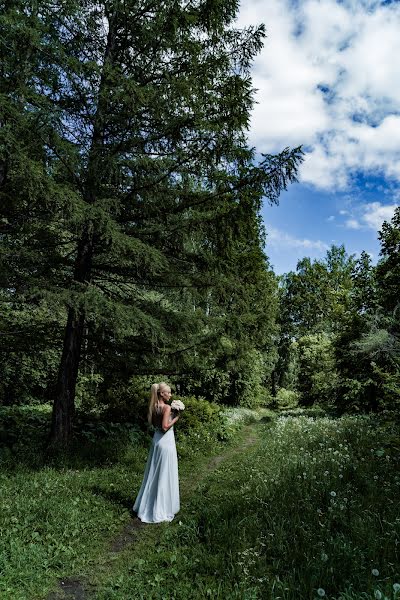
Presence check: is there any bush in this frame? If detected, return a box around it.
[100,376,153,428]
[276,387,300,409]
[174,395,220,433]
[297,333,338,406]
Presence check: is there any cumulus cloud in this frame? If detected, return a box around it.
[342,201,397,230]
[362,202,397,230]
[237,0,400,190]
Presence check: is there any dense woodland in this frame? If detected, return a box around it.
[1,0,399,447]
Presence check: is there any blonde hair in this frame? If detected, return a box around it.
[147,382,170,425]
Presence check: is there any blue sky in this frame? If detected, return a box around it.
[237,0,400,274]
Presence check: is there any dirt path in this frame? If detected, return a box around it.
[45,422,263,600]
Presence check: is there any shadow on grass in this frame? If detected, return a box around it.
[258,415,274,424]
[0,406,149,472]
[90,484,134,512]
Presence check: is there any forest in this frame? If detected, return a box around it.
[1,1,399,599]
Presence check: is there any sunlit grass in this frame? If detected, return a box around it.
[0,405,252,599]
[90,413,400,600]
[1,410,399,599]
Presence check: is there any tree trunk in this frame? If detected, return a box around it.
[48,308,85,446]
[48,13,117,446]
[48,227,94,446]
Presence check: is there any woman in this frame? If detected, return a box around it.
[133,382,180,523]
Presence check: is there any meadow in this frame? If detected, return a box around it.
[1,407,399,600]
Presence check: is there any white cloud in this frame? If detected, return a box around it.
[266,226,330,252]
[237,0,400,190]
[362,202,397,230]
[345,218,361,229]
[342,201,397,230]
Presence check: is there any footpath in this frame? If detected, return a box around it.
[45,420,267,600]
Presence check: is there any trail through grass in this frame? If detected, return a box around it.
[2,411,399,600]
[85,414,399,600]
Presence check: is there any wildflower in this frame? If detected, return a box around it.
[321,553,328,562]
[317,588,326,597]
[393,583,400,594]
[374,590,382,599]
[372,569,380,576]
[330,491,337,497]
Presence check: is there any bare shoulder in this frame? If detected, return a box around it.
[163,404,171,413]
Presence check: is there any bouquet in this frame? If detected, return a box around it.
[171,399,185,412]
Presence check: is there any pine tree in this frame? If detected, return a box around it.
[1,0,302,444]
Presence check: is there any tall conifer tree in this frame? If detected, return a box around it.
[1,0,302,444]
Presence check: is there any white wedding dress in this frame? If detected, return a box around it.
[133,408,180,523]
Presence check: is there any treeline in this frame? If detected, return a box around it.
[0,0,301,444]
[275,208,400,414]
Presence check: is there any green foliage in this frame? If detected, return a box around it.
[376,206,400,314]
[0,300,62,405]
[0,0,301,442]
[276,231,400,415]
[275,387,300,409]
[297,333,338,406]
[279,245,355,339]
[96,376,153,428]
[175,396,221,434]
[80,414,399,600]
[74,372,103,411]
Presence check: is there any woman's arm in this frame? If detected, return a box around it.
[162,405,179,432]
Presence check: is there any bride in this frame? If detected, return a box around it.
[133,382,180,523]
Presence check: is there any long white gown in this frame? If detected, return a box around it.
[133,413,180,523]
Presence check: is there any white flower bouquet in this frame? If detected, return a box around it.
[171,399,185,412]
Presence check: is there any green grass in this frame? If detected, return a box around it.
[0,405,263,600]
[1,409,399,600]
[88,414,399,600]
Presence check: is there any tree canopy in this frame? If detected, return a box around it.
[0,0,302,444]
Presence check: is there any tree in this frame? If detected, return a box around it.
[0,0,302,444]
[334,212,400,413]
[297,332,338,407]
[274,246,355,399]
[376,206,400,316]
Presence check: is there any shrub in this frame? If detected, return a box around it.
[276,387,300,409]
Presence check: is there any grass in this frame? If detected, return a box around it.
[88,413,399,600]
[0,407,399,599]
[0,404,266,600]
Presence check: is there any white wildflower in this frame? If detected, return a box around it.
[317,588,326,597]
[374,591,382,600]
[372,569,380,577]
[393,583,400,594]
[330,491,337,497]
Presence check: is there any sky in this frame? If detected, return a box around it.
[236,0,400,274]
